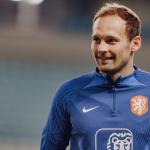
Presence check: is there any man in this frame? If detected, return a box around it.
[41,2,150,150]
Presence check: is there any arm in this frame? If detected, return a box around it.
[40,86,71,150]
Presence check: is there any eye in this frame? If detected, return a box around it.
[112,137,118,143]
[107,38,116,44]
[106,37,118,45]
[92,36,101,44]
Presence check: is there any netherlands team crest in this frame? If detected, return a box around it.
[95,128,133,150]
[130,95,148,116]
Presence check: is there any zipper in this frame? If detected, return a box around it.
[111,84,116,117]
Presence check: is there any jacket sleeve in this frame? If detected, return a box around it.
[40,85,72,150]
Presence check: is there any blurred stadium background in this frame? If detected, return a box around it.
[0,0,150,149]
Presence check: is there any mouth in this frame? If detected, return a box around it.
[96,56,114,61]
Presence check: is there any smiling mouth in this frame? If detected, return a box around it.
[96,56,114,60]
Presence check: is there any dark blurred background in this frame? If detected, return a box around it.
[0,0,150,149]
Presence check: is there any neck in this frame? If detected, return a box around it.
[100,58,135,81]
[110,66,135,81]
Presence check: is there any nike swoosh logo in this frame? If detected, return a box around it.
[82,106,100,113]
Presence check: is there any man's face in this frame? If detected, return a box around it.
[91,15,133,75]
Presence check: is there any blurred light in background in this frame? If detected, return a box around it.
[10,0,44,5]
[16,0,40,32]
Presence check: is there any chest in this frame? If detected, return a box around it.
[68,87,150,144]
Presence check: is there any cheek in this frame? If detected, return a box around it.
[91,43,97,53]
[91,43,93,51]
[116,50,124,60]
[116,49,130,64]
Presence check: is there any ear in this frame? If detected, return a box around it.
[130,36,141,52]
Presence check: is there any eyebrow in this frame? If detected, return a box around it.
[92,34,120,41]
[106,36,120,41]
[91,33,102,39]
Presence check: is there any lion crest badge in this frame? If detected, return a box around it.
[130,95,148,116]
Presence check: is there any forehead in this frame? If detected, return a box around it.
[92,15,127,38]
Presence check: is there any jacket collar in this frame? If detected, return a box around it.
[85,66,145,88]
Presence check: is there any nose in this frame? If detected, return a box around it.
[98,41,108,52]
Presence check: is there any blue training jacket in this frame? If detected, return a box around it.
[41,66,150,150]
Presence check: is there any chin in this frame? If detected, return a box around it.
[98,66,115,74]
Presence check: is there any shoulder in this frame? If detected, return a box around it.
[135,68,150,86]
[58,71,95,94]
[53,71,95,101]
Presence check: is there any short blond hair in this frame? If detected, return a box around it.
[93,2,141,41]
